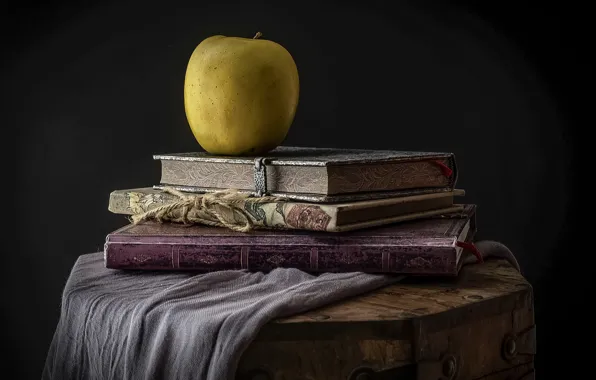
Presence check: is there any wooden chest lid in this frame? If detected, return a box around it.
[258,258,532,340]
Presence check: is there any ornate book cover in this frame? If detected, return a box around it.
[154,146,458,199]
[108,187,465,232]
[104,205,476,275]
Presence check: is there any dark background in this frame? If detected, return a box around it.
[7,0,587,378]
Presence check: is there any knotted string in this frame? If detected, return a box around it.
[130,187,280,232]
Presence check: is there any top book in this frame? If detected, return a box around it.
[154,146,458,200]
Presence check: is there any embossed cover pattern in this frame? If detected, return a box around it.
[155,146,458,196]
[104,205,476,275]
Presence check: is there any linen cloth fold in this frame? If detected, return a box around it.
[42,240,517,380]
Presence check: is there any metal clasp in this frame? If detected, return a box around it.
[253,157,270,197]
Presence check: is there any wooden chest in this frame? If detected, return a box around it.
[237,259,535,380]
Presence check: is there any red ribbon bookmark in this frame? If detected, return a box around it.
[433,160,453,178]
[456,241,484,263]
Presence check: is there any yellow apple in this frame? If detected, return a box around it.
[184,32,300,156]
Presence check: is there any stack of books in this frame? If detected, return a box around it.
[104,146,480,276]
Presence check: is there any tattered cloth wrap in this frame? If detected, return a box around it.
[42,242,519,380]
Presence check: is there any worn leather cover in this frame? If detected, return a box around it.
[104,205,476,275]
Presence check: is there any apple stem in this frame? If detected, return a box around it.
[253,32,263,39]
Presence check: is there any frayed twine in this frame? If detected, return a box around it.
[130,187,279,233]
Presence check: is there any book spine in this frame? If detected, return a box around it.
[104,240,458,275]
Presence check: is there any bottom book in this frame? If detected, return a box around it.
[104,205,477,276]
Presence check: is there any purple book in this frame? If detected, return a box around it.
[104,205,477,276]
